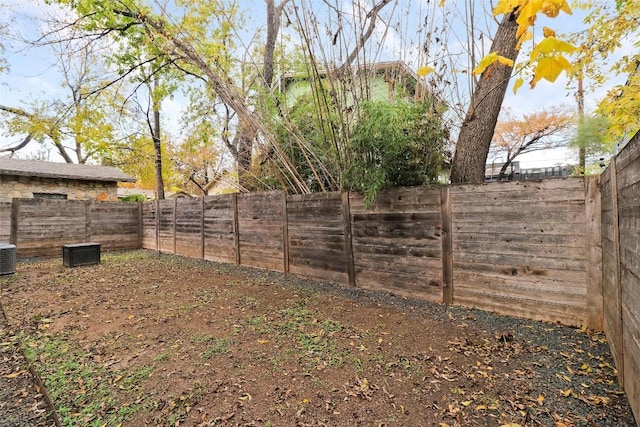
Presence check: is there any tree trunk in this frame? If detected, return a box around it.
[152,77,166,200]
[235,118,256,180]
[235,0,287,188]
[450,12,520,184]
[263,0,280,89]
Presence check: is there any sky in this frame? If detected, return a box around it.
[0,0,632,168]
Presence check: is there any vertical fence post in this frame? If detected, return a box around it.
[341,192,356,287]
[173,198,177,254]
[609,158,624,386]
[233,193,241,265]
[137,201,143,249]
[155,199,160,253]
[440,186,454,304]
[10,199,19,246]
[85,200,92,243]
[585,175,603,330]
[282,192,289,274]
[201,196,205,260]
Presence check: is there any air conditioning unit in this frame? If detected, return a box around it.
[63,243,101,267]
[0,243,17,276]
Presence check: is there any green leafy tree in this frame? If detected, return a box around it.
[1,43,119,163]
[260,90,341,193]
[569,114,615,174]
[575,1,640,142]
[344,100,447,204]
[172,120,224,196]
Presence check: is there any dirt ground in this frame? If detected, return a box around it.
[0,250,636,427]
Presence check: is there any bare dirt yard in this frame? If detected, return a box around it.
[0,250,636,427]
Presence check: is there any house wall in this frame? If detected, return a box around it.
[0,174,119,202]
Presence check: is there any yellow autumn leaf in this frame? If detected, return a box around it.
[513,77,524,94]
[515,0,539,37]
[461,400,473,407]
[473,52,514,75]
[543,26,556,37]
[5,370,27,379]
[541,0,572,18]
[475,404,487,410]
[530,36,576,61]
[493,0,523,16]
[531,55,572,87]
[516,30,532,49]
[417,65,435,76]
[500,424,523,427]
[560,388,572,397]
[439,0,446,6]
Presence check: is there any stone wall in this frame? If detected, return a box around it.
[0,174,119,202]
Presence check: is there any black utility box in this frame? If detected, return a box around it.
[63,243,101,267]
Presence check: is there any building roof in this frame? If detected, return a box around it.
[0,158,136,183]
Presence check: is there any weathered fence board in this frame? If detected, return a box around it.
[349,187,443,302]
[175,198,203,259]
[203,195,236,264]
[600,130,640,424]
[0,202,10,242]
[287,192,348,284]
[90,202,140,250]
[141,202,157,250]
[237,192,284,271]
[158,199,175,254]
[9,199,139,256]
[451,179,592,327]
[11,200,88,256]
[616,133,640,422]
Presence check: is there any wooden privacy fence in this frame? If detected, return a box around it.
[0,202,9,242]
[141,178,603,330]
[7,199,141,257]
[601,130,640,423]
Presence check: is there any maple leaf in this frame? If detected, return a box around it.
[493,0,523,16]
[473,52,515,75]
[530,36,576,61]
[530,55,572,87]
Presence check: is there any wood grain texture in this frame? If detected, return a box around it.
[584,176,603,330]
[174,198,203,259]
[90,202,140,250]
[237,192,284,272]
[349,187,444,302]
[615,131,640,422]
[286,192,348,284]
[157,199,175,254]
[451,178,589,325]
[10,199,139,257]
[0,202,11,242]
[141,202,158,250]
[203,195,236,264]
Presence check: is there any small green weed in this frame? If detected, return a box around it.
[19,332,150,426]
[153,353,169,362]
[202,338,231,359]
